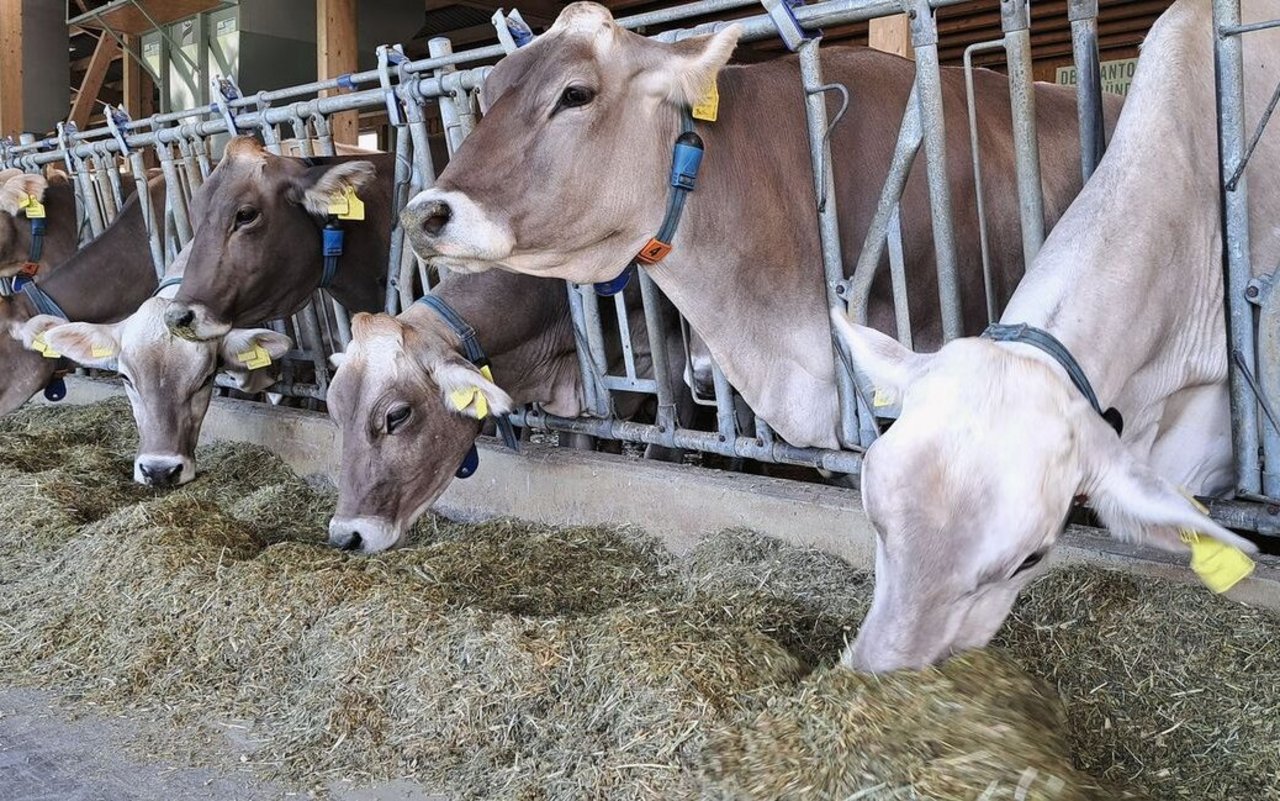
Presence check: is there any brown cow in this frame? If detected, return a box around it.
[402,2,1121,450]
[0,169,79,277]
[162,138,392,339]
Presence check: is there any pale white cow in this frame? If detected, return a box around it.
[832,0,1278,671]
[18,256,290,487]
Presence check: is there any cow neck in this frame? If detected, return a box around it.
[316,154,395,314]
[416,271,575,406]
[29,188,160,322]
[998,26,1225,424]
[31,180,79,268]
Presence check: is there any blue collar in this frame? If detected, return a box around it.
[983,323,1124,436]
[594,107,702,296]
[321,220,343,288]
[417,294,521,478]
[19,281,68,321]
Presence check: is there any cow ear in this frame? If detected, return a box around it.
[1082,416,1258,555]
[8,314,64,348]
[640,24,741,105]
[829,310,930,417]
[432,358,513,421]
[41,321,121,370]
[290,161,378,216]
[0,171,48,214]
[219,328,293,370]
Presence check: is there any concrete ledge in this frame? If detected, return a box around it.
[45,377,1280,611]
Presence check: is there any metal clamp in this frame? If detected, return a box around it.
[492,8,535,54]
[211,75,244,134]
[104,106,133,155]
[377,44,408,127]
[760,0,812,52]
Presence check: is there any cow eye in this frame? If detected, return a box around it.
[556,85,595,112]
[1014,549,1047,575]
[385,405,411,433]
[233,206,259,228]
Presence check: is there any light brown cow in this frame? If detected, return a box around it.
[0,169,78,277]
[402,2,1121,450]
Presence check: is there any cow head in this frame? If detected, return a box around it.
[831,313,1257,672]
[402,2,741,283]
[0,169,50,276]
[326,311,512,553]
[34,300,290,487]
[164,137,377,340]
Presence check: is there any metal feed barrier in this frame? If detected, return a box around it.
[6,0,1280,538]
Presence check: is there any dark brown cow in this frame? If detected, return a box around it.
[163,138,393,339]
[0,175,166,414]
[0,169,79,277]
[402,2,1122,449]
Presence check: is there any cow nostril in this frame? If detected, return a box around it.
[162,464,182,483]
[165,307,195,330]
[422,202,451,237]
[140,462,182,488]
[342,531,363,551]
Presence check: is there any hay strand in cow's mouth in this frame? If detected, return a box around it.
[0,400,1277,800]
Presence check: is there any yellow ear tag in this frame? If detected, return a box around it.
[1182,530,1255,593]
[692,78,719,122]
[479,364,495,382]
[235,343,273,370]
[23,195,45,219]
[872,387,893,408]
[90,345,116,359]
[448,386,489,419]
[32,333,59,359]
[328,186,365,221]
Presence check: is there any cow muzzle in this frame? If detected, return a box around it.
[328,516,403,554]
[135,454,194,488]
[401,189,514,272]
[164,302,231,342]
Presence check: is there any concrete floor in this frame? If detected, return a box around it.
[0,689,445,801]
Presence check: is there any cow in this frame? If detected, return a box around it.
[326,268,696,553]
[0,168,79,278]
[26,253,291,487]
[161,137,392,340]
[399,2,1121,453]
[828,0,1275,671]
[0,175,166,415]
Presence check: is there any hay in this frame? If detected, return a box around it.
[0,400,1278,801]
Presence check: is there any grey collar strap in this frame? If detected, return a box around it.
[152,276,183,297]
[982,323,1124,436]
[20,282,68,320]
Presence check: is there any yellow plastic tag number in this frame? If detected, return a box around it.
[90,345,116,359]
[448,386,489,419]
[692,78,719,122]
[872,387,893,409]
[1182,530,1255,594]
[32,333,59,359]
[235,343,273,370]
[23,195,45,219]
[327,186,365,221]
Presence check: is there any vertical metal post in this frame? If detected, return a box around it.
[906,0,962,340]
[1001,0,1046,266]
[1214,0,1263,494]
[798,36,859,451]
[1068,0,1106,180]
[95,149,124,221]
[963,39,1005,322]
[74,154,106,237]
[157,142,192,246]
[566,284,605,417]
[429,37,470,154]
[384,123,413,315]
[637,271,678,445]
[128,149,166,279]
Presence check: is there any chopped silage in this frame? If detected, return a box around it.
[0,400,1278,800]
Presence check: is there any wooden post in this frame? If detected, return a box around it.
[317,0,358,146]
[122,34,155,120]
[869,14,913,60]
[0,0,22,136]
[70,33,119,129]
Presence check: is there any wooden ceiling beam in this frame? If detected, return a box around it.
[69,32,118,130]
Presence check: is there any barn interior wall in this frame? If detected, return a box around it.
[237,0,318,95]
[21,0,69,136]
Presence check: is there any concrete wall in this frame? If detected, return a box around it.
[21,0,69,135]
